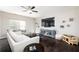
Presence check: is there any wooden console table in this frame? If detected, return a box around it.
[62,34,79,45]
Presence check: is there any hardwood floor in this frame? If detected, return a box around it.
[0,38,11,52]
[0,37,79,52]
[40,36,79,52]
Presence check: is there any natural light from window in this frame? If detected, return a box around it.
[8,20,26,30]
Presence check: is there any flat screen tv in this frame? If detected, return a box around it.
[42,17,55,27]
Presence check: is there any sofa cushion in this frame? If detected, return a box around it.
[9,31,30,42]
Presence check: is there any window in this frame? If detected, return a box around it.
[19,20,26,30]
[8,20,26,30]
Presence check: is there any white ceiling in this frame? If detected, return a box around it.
[0,6,79,18]
[0,6,40,18]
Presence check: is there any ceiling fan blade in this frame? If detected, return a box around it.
[21,6,31,10]
[32,10,38,12]
[31,6,35,9]
[21,6,31,12]
[20,6,38,13]
[21,6,27,9]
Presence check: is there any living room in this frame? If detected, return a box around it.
[0,6,79,52]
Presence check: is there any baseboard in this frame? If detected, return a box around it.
[0,36,7,39]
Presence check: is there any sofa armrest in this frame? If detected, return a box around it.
[12,36,39,52]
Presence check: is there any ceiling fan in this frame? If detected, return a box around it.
[21,6,38,13]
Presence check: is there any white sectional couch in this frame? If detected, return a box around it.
[7,30,39,52]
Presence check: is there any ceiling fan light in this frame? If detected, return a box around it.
[29,12,32,14]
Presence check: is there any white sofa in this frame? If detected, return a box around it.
[7,30,39,52]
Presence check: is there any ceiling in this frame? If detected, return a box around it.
[0,6,79,18]
[0,6,40,18]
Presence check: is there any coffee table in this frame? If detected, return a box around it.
[24,43,44,52]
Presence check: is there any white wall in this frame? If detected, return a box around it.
[0,11,36,39]
[36,6,79,37]
[0,13,3,39]
[1,6,79,39]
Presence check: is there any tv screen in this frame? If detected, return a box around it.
[42,17,55,27]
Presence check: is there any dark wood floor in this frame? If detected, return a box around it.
[0,38,11,52]
[0,37,79,52]
[40,36,79,52]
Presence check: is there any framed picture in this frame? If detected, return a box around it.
[60,25,64,28]
[67,24,70,27]
[69,18,74,22]
[62,20,66,23]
